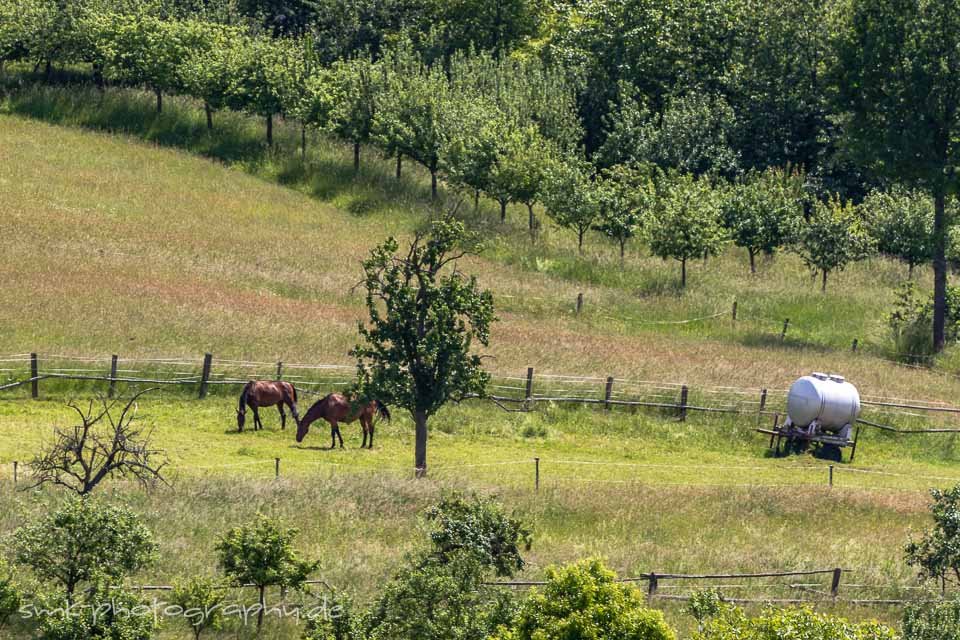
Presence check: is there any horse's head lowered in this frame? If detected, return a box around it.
[295,411,313,443]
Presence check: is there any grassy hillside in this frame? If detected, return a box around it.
[2,83,960,407]
[3,80,960,637]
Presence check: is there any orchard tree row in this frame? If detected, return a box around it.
[2,0,959,349]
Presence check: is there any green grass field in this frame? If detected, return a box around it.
[3,75,960,637]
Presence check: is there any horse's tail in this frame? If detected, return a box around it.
[239,382,250,413]
[375,400,391,423]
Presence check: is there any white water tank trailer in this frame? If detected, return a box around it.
[760,373,863,462]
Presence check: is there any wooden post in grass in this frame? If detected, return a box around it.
[534,457,540,493]
[831,568,842,597]
[647,573,658,598]
[13,461,17,485]
[829,465,834,487]
[276,361,283,380]
[780,318,790,342]
[757,388,768,425]
[30,353,38,399]
[576,293,584,315]
[275,458,280,479]
[199,353,213,399]
[851,339,859,353]
[525,367,534,409]
[679,386,689,421]
[604,377,614,411]
[108,355,118,399]
[732,300,738,322]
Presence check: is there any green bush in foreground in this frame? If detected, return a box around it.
[490,558,675,640]
[34,587,157,640]
[696,605,896,640]
[903,595,960,640]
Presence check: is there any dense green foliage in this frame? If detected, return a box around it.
[906,485,960,588]
[794,196,876,292]
[12,496,157,604]
[903,596,960,640]
[424,492,532,577]
[35,587,157,640]
[695,605,896,640]
[490,558,676,640]
[0,560,21,630]
[170,575,228,640]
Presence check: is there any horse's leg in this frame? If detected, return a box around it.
[329,422,337,450]
[335,423,344,449]
[278,403,286,431]
[368,417,375,449]
[253,406,262,431]
[361,416,368,449]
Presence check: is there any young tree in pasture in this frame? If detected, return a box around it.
[373,42,450,199]
[177,21,247,130]
[836,0,960,351]
[227,34,301,145]
[647,173,727,287]
[484,124,546,224]
[216,514,319,632]
[0,560,21,631]
[352,217,494,477]
[441,96,504,210]
[12,496,157,605]
[794,196,875,292]
[593,164,656,264]
[171,575,227,640]
[863,187,935,279]
[328,53,379,172]
[906,485,960,589]
[540,155,601,253]
[100,12,193,113]
[721,167,806,273]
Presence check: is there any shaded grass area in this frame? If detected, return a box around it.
[0,397,947,638]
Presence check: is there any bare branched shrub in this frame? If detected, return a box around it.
[29,388,169,494]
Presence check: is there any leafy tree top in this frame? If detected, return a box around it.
[647,172,727,263]
[216,514,319,589]
[862,187,935,270]
[794,195,875,289]
[352,217,494,418]
[721,166,806,265]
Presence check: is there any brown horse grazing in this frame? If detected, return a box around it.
[296,393,390,449]
[237,381,300,432]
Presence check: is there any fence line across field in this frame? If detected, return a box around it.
[5,352,960,434]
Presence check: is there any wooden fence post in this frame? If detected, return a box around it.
[831,568,842,597]
[534,457,540,493]
[759,388,768,412]
[604,377,614,411]
[732,300,738,322]
[851,339,859,353]
[276,361,283,380]
[275,458,280,479]
[829,465,834,487]
[647,573,658,598]
[30,353,38,399]
[13,461,18,485]
[525,367,534,409]
[576,293,584,315]
[199,353,213,399]
[108,354,118,399]
[679,386,689,422]
[780,318,790,341]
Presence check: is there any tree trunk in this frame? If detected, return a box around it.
[266,114,273,146]
[44,59,52,79]
[474,189,480,211]
[908,262,914,280]
[934,189,948,351]
[257,585,266,631]
[430,169,438,200]
[396,153,402,180]
[155,88,162,113]
[749,248,756,274]
[301,124,307,161]
[353,141,360,173]
[681,258,687,288]
[499,200,507,222]
[204,102,213,130]
[821,269,829,292]
[619,239,626,269]
[527,203,536,232]
[414,410,428,477]
[578,227,585,253]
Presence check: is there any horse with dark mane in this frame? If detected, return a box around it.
[237,381,300,432]
[296,392,390,449]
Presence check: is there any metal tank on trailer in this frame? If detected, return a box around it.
[757,372,863,462]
